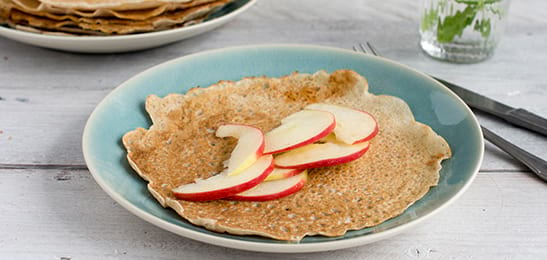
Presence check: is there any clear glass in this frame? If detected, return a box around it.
[419,0,510,63]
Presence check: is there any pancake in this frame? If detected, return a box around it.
[122,69,451,241]
[34,0,194,11]
[4,0,228,34]
[10,0,219,20]
[5,13,206,35]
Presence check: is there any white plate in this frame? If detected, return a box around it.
[0,0,255,53]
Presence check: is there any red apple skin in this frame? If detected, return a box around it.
[227,174,307,201]
[264,119,336,155]
[265,168,303,181]
[307,105,379,145]
[172,156,274,201]
[217,123,266,164]
[257,140,265,156]
[351,112,379,144]
[240,124,266,157]
[225,125,265,176]
[275,144,370,169]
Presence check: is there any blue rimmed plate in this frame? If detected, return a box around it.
[82,44,483,253]
[0,0,255,53]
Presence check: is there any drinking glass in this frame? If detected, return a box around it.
[419,0,510,63]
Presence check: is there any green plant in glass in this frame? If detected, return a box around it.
[421,0,505,43]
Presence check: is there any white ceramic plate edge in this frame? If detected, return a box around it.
[0,0,256,53]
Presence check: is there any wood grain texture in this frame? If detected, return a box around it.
[1,87,543,169]
[0,169,545,259]
[1,0,546,258]
[0,0,545,169]
[1,77,544,169]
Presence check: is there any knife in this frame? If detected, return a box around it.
[433,77,547,137]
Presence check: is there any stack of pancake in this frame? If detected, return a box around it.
[0,0,233,35]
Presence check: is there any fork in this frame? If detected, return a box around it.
[354,42,547,182]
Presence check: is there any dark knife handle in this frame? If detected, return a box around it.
[504,108,547,137]
[482,127,547,182]
[434,76,547,137]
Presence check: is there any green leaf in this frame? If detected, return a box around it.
[437,5,478,43]
[454,0,500,4]
[421,7,439,31]
[474,18,491,38]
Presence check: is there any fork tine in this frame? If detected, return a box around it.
[358,43,368,54]
[366,41,381,56]
[352,46,359,52]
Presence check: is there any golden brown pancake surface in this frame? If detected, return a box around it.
[122,70,451,241]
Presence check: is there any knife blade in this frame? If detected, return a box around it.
[433,77,547,137]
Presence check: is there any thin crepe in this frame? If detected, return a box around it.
[122,70,451,241]
[4,0,228,34]
[5,15,205,35]
[9,0,219,20]
[33,0,194,11]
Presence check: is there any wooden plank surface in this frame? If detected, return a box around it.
[2,87,544,170]
[1,0,546,258]
[2,4,546,168]
[0,169,546,259]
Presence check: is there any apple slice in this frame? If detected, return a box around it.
[172,155,274,201]
[228,171,308,201]
[274,141,370,169]
[216,124,265,176]
[318,133,337,143]
[264,167,303,182]
[264,110,335,154]
[305,103,378,144]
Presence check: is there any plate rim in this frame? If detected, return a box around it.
[0,0,256,41]
[82,44,484,253]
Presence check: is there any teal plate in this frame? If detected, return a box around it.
[82,44,484,253]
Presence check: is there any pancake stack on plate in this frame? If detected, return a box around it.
[0,0,233,35]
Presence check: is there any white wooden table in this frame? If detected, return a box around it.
[1,0,546,258]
